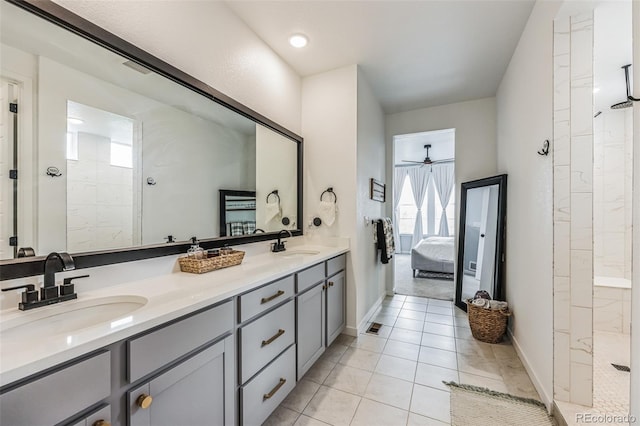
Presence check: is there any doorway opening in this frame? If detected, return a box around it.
[392,129,455,300]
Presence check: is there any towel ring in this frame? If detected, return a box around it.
[266,190,280,204]
[320,187,337,203]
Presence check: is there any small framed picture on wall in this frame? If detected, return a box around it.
[370,178,385,202]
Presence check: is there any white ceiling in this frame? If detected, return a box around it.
[226,0,536,113]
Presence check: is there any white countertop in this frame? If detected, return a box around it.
[0,239,348,387]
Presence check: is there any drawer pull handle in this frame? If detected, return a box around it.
[136,393,153,409]
[261,290,285,304]
[93,421,111,426]
[328,281,334,287]
[263,378,287,400]
[261,329,285,347]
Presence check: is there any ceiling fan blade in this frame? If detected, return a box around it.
[431,158,454,164]
[402,160,425,164]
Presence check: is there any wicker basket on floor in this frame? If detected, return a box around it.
[466,299,511,343]
[178,250,245,274]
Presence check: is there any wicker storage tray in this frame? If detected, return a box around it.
[466,299,511,343]
[178,250,245,274]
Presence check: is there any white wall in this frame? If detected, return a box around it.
[495,0,562,408]
[52,0,302,135]
[302,65,358,330]
[356,67,386,328]
[630,0,639,418]
[385,97,497,293]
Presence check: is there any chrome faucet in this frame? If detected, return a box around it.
[271,230,292,253]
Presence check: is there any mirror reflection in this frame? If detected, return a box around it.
[0,1,299,260]
[455,175,507,311]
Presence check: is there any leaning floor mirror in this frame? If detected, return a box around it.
[455,174,507,311]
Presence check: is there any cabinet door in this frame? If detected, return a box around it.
[296,282,325,379]
[326,271,346,346]
[69,405,110,426]
[128,336,234,426]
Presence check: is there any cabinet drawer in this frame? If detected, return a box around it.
[296,262,325,293]
[241,345,296,426]
[239,275,294,323]
[128,300,233,383]
[240,300,294,383]
[327,254,346,277]
[70,404,111,426]
[0,351,110,426]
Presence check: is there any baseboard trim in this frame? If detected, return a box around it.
[507,328,553,413]
[552,401,569,426]
[356,293,386,335]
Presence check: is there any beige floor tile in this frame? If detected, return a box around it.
[350,334,388,353]
[454,337,494,358]
[452,315,470,328]
[501,367,541,400]
[458,372,509,393]
[405,295,429,305]
[382,299,405,308]
[293,414,331,426]
[414,362,459,391]
[339,347,381,371]
[395,317,425,332]
[372,313,398,326]
[427,305,452,316]
[425,312,454,325]
[457,352,503,381]
[453,326,473,340]
[350,398,409,426]
[263,405,300,426]
[418,346,458,370]
[382,340,420,361]
[304,359,336,384]
[375,354,417,382]
[319,343,349,364]
[323,364,373,395]
[364,373,414,410]
[334,334,356,346]
[422,322,455,337]
[281,379,321,412]
[428,299,453,308]
[389,327,423,345]
[407,412,449,426]
[376,306,401,317]
[410,384,451,423]
[302,386,361,426]
[399,309,427,321]
[403,302,428,312]
[421,332,456,352]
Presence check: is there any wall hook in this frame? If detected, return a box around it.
[146,177,157,185]
[537,140,550,156]
[46,166,62,177]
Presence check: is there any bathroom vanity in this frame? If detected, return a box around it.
[0,245,348,426]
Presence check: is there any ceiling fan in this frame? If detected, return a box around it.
[402,144,453,166]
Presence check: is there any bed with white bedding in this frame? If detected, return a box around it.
[411,236,455,276]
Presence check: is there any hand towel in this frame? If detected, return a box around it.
[264,200,281,223]
[318,200,337,226]
[375,218,395,264]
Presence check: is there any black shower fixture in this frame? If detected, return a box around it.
[611,64,639,110]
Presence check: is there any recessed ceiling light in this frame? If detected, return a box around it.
[593,87,600,93]
[289,34,308,48]
[67,117,84,125]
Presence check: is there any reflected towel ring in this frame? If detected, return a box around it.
[320,187,337,203]
[267,190,280,204]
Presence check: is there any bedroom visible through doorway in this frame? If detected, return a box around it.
[392,129,456,300]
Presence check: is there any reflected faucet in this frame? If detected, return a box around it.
[43,252,75,300]
[271,230,292,253]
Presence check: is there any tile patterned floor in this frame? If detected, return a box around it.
[264,295,541,426]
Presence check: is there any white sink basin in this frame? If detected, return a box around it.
[0,295,148,340]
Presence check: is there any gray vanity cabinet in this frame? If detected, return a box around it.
[70,405,111,426]
[326,270,346,346]
[296,281,326,378]
[128,336,234,426]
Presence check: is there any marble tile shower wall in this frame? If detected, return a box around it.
[593,109,634,280]
[553,13,594,407]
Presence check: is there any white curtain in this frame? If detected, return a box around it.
[393,167,407,249]
[432,163,455,236]
[407,167,429,248]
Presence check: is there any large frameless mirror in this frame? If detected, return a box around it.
[455,175,507,311]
